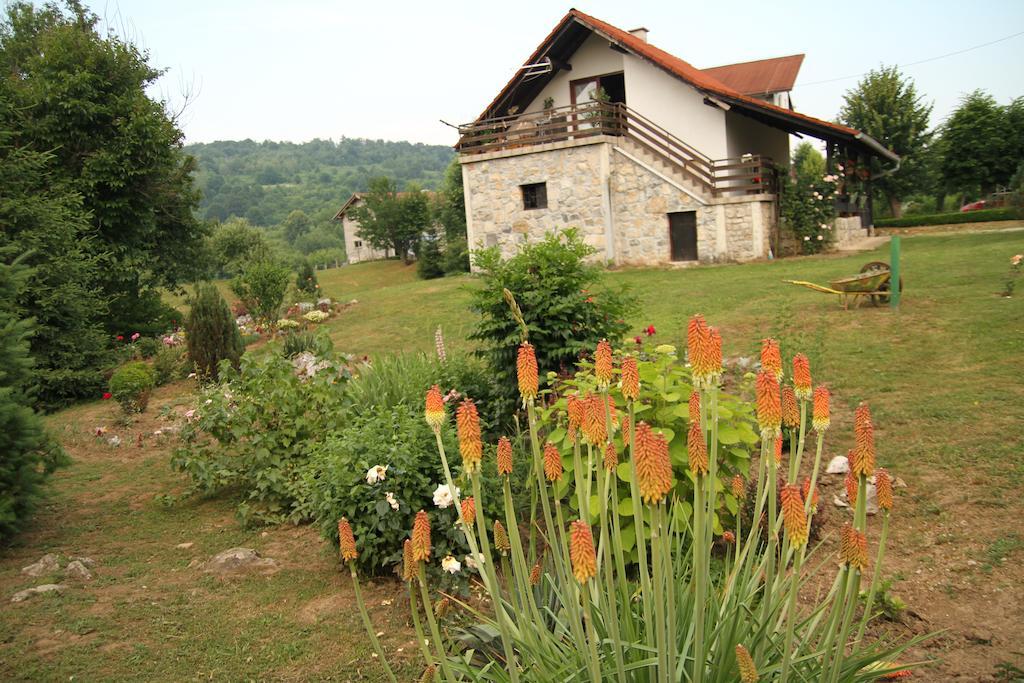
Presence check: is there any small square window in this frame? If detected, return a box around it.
[521,182,547,210]
[354,240,363,248]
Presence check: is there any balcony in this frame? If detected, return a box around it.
[456,102,777,199]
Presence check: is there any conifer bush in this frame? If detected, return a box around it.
[185,282,244,382]
[345,305,929,682]
[296,259,319,295]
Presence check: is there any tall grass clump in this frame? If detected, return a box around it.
[344,297,928,681]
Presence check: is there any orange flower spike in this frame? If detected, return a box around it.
[755,370,782,439]
[812,386,831,432]
[802,476,820,510]
[687,314,714,386]
[460,496,476,526]
[605,394,619,431]
[709,327,723,381]
[688,390,701,425]
[781,385,799,430]
[687,314,707,368]
[583,394,607,445]
[516,342,538,401]
[735,644,760,683]
[493,521,511,553]
[543,441,563,482]
[456,398,483,474]
[634,422,673,504]
[567,394,584,443]
[760,338,783,381]
[850,528,869,570]
[402,538,415,581]
[496,436,513,476]
[412,510,431,563]
[620,355,640,401]
[594,339,613,386]
[688,420,709,476]
[840,523,854,565]
[425,385,445,431]
[792,354,812,400]
[338,518,359,562]
[845,468,858,506]
[853,402,876,477]
[731,474,746,500]
[569,520,597,583]
[529,561,543,586]
[780,484,808,548]
[876,467,894,511]
[604,442,618,471]
[774,433,783,465]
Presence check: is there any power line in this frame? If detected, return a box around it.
[795,29,1024,88]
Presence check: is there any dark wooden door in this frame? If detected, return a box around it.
[669,211,698,261]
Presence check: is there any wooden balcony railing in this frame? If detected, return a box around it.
[457,102,777,198]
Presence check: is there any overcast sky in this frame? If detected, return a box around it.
[88,0,1024,147]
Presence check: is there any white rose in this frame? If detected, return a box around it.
[366,465,388,485]
[441,555,461,574]
[432,483,460,508]
[385,491,399,511]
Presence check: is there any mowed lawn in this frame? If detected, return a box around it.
[1,229,1021,680]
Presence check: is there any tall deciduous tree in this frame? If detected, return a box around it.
[351,177,429,265]
[939,91,1021,202]
[839,66,932,217]
[0,1,206,333]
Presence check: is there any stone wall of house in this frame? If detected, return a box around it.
[462,142,609,263]
[834,215,867,246]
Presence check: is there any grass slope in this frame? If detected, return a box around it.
[2,230,1021,679]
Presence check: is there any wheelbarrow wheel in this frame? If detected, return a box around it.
[860,261,903,306]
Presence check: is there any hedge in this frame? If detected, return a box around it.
[875,207,1020,228]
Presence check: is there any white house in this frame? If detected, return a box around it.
[457,9,898,266]
[333,193,393,264]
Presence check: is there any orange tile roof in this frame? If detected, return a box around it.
[701,54,805,96]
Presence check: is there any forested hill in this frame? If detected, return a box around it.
[185,138,455,226]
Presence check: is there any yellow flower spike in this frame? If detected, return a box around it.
[812,386,831,432]
[620,355,640,401]
[782,385,799,430]
[424,385,445,431]
[338,518,358,562]
[543,441,563,483]
[529,561,543,586]
[755,370,782,439]
[731,474,746,501]
[402,538,415,581]
[687,419,708,476]
[456,398,483,474]
[604,442,618,471]
[688,390,701,425]
[845,467,858,506]
[496,436,513,476]
[735,643,760,682]
[594,339,613,386]
[802,476,819,510]
[853,402,876,477]
[793,354,812,400]
[412,510,431,563]
[760,338,783,381]
[493,521,511,554]
[569,520,597,583]
[567,394,584,443]
[876,467,894,511]
[516,341,538,401]
[634,422,673,504]
[460,496,476,526]
[781,484,808,548]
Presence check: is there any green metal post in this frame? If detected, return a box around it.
[889,236,901,308]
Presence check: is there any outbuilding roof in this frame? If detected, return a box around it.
[701,54,805,97]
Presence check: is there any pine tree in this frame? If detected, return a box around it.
[186,283,244,382]
[296,259,319,295]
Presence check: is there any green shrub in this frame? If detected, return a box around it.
[0,260,67,543]
[302,406,469,576]
[280,330,333,359]
[230,258,291,323]
[108,361,155,413]
[296,259,319,295]
[469,229,634,419]
[874,206,1020,227]
[416,229,445,280]
[134,336,162,359]
[172,351,352,526]
[186,282,244,382]
[443,236,471,274]
[153,345,188,386]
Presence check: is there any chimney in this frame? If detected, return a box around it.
[628,27,649,42]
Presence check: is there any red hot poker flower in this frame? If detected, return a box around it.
[875,468,894,511]
[634,422,673,504]
[460,496,476,526]
[496,436,513,476]
[412,510,431,563]
[688,420,708,476]
[543,442,563,482]
[594,339,613,386]
[781,385,799,429]
[755,370,782,439]
[456,399,483,474]
[853,402,876,478]
[569,520,597,583]
[517,342,538,401]
[620,355,640,401]
[425,385,445,431]
[760,338,782,381]
[792,354,812,400]
[812,386,831,432]
[802,476,820,510]
[338,518,359,562]
[780,484,808,548]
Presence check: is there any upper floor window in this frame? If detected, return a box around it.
[521,182,548,210]
[354,240,363,248]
